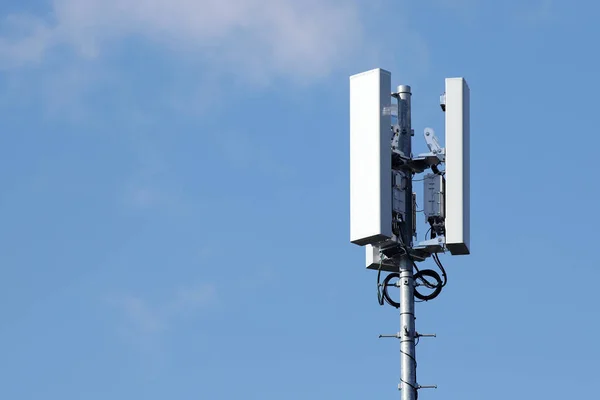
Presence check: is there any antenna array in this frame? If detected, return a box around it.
[349,69,471,399]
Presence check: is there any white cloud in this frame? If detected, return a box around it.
[0,0,365,81]
[119,295,167,335]
[0,14,54,68]
[171,284,218,316]
[0,1,434,124]
[111,283,217,339]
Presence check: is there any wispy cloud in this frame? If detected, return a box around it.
[0,1,437,120]
[110,283,217,340]
[170,284,218,317]
[0,14,54,68]
[0,0,365,82]
[118,295,167,335]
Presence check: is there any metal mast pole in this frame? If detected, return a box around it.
[396,85,417,400]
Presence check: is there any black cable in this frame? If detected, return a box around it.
[382,267,444,305]
[382,272,400,308]
[413,269,443,301]
[377,261,385,305]
[425,226,448,287]
[409,254,438,289]
[396,220,437,289]
[376,201,449,307]
[399,377,419,400]
[432,253,448,287]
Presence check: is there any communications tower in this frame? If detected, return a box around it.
[349,69,471,399]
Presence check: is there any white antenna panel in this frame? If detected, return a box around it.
[349,68,392,245]
[444,78,470,255]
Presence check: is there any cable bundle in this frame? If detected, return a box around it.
[377,253,447,308]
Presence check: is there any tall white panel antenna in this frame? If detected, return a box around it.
[444,78,470,255]
[349,68,392,245]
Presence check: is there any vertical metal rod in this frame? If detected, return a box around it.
[397,85,416,400]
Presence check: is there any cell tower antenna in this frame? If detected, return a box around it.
[349,70,470,399]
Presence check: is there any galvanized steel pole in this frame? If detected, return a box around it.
[396,85,417,400]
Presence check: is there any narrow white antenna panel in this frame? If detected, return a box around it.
[444,78,470,255]
[350,68,392,245]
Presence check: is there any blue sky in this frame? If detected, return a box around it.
[0,1,598,399]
